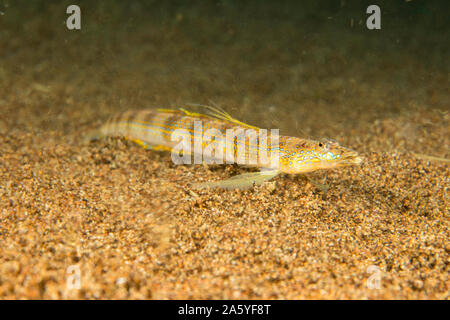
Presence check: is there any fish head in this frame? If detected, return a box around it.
[280,138,363,174]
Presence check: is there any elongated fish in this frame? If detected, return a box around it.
[87,105,362,189]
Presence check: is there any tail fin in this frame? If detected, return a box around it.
[82,129,103,143]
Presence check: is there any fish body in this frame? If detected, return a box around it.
[89,106,362,189]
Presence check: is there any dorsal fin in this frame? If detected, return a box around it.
[158,104,260,130]
[185,103,260,130]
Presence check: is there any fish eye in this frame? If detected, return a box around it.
[318,142,323,147]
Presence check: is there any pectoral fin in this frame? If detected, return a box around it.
[194,170,279,190]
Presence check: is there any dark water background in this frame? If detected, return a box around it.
[0,0,448,140]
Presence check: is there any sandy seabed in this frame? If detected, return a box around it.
[0,2,448,299]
